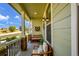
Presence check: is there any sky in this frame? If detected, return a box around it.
[0,3,31,29]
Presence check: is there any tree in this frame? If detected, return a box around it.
[9,26,16,32]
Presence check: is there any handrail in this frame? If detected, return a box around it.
[44,40,53,56]
[44,39,53,49]
[0,37,22,56]
[0,32,21,38]
[0,32,22,46]
[0,38,21,47]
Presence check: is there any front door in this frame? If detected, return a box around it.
[46,24,51,44]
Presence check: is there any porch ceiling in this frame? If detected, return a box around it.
[19,3,47,19]
[9,3,30,20]
[10,3,47,20]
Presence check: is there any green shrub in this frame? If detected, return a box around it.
[9,26,16,32]
[6,36,16,41]
[11,36,16,39]
[39,39,44,45]
[6,37,11,41]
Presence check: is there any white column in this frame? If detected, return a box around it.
[51,3,54,47]
[7,46,9,56]
[21,12,25,37]
[71,3,78,56]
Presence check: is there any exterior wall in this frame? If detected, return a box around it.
[51,3,71,56]
[31,19,42,35]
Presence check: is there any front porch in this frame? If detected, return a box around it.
[0,3,73,56]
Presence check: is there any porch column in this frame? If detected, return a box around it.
[21,11,27,51]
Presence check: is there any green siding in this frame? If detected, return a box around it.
[52,3,71,56]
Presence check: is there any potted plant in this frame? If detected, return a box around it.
[39,39,44,45]
[38,36,44,55]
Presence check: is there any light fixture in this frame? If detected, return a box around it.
[42,18,49,22]
[46,18,49,21]
[34,12,37,15]
[42,18,45,22]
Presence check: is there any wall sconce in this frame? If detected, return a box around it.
[42,18,49,22]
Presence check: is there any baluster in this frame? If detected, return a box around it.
[13,43,15,56]
[7,46,9,56]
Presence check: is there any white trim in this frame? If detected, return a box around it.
[71,3,78,56]
[45,21,47,41]
[0,38,21,47]
[42,20,44,39]
[8,48,10,56]
[51,3,54,47]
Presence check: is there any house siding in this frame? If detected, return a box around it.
[51,3,71,56]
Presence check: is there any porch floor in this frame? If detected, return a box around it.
[19,41,39,56]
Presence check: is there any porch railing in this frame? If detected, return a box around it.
[0,32,22,56]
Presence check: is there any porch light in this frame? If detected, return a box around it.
[42,18,49,22]
[34,12,37,15]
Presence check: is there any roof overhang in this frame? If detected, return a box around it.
[9,3,30,20]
